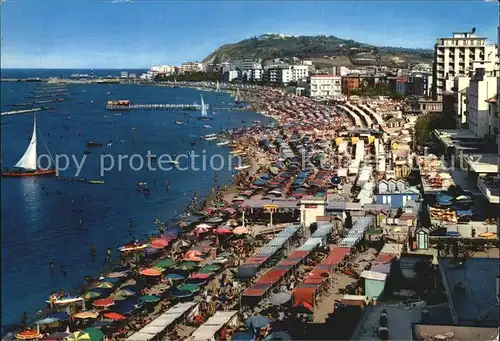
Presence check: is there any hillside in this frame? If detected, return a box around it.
[203,34,433,68]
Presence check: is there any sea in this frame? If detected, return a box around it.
[0,69,272,332]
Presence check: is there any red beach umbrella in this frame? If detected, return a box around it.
[103,312,127,321]
[150,238,169,249]
[215,227,233,235]
[190,273,210,280]
[184,250,203,258]
[93,298,115,308]
[140,268,162,276]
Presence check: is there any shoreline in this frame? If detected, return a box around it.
[1,82,273,335]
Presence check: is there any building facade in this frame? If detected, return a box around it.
[223,70,240,82]
[467,65,497,139]
[432,30,496,100]
[309,75,342,98]
[264,67,292,85]
[290,65,309,82]
[342,76,361,94]
[180,62,203,74]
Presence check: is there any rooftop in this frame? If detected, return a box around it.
[439,258,499,327]
[412,323,498,341]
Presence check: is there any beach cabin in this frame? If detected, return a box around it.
[300,197,327,227]
[415,227,430,250]
[360,270,388,301]
[375,188,420,208]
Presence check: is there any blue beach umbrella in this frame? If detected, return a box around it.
[101,277,121,285]
[36,317,60,325]
[47,312,70,321]
[166,273,185,281]
[169,290,193,299]
[245,315,270,330]
[231,332,254,341]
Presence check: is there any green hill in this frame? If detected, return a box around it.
[203,34,433,68]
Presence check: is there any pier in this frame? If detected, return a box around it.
[106,103,205,111]
[1,107,51,116]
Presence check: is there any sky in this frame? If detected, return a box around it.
[0,0,498,69]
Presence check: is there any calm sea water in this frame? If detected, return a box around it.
[0,70,271,330]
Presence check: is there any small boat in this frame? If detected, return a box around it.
[203,125,212,129]
[136,182,150,192]
[165,160,180,166]
[89,180,104,184]
[2,114,56,177]
[234,164,251,171]
[216,141,230,146]
[175,120,184,125]
[205,133,217,138]
[119,243,149,252]
[198,95,213,121]
[114,113,122,116]
[205,136,218,141]
[87,141,104,148]
[253,120,261,124]
[106,92,113,95]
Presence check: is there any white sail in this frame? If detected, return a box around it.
[15,115,38,170]
[216,81,220,92]
[200,95,208,117]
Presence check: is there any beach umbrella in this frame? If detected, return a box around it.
[216,227,233,235]
[16,330,42,340]
[231,332,255,341]
[195,223,211,229]
[93,282,114,289]
[66,331,91,341]
[169,290,193,299]
[107,271,128,278]
[232,226,249,235]
[145,247,161,257]
[193,226,210,236]
[74,311,99,319]
[293,301,313,314]
[47,312,70,321]
[150,283,170,292]
[206,217,223,224]
[80,291,102,300]
[154,259,175,269]
[165,273,185,281]
[82,327,104,341]
[36,317,60,325]
[177,284,200,293]
[140,268,162,276]
[100,277,121,285]
[270,292,291,306]
[184,250,203,258]
[140,295,161,303]
[245,315,270,330]
[103,312,127,321]
[93,298,115,308]
[113,289,135,297]
[202,264,221,272]
[189,273,210,280]
[263,331,292,340]
[112,298,142,315]
[150,238,169,249]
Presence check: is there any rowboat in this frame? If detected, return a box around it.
[234,164,251,171]
[216,141,230,146]
[89,180,104,184]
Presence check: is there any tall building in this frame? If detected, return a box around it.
[432,30,496,100]
[180,62,203,74]
[264,67,292,84]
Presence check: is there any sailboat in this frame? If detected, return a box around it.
[197,94,213,121]
[216,81,220,92]
[173,76,179,88]
[2,115,56,177]
[235,88,242,103]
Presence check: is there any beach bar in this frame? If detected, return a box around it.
[189,311,239,341]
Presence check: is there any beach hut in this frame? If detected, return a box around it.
[360,270,387,301]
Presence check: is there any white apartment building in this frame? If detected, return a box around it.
[309,75,342,98]
[120,71,128,79]
[150,65,175,75]
[467,64,497,139]
[290,65,309,82]
[432,30,496,100]
[241,68,263,82]
[264,67,292,84]
[180,62,203,74]
[223,70,240,82]
[453,75,470,127]
[231,59,262,71]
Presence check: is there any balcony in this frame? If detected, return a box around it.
[477,177,500,204]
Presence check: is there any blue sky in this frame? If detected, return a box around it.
[1,0,498,69]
